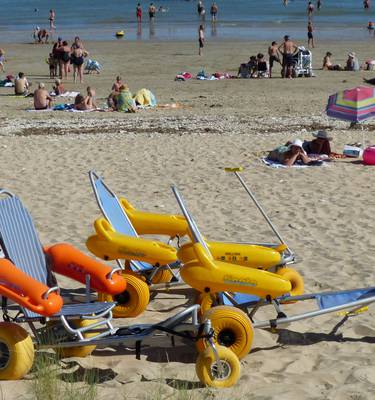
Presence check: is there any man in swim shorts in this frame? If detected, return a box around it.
[307,21,314,48]
[278,35,298,78]
[268,41,281,78]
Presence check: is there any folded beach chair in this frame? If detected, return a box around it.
[171,185,375,359]
[0,190,241,388]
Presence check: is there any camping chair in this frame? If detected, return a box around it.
[89,171,182,285]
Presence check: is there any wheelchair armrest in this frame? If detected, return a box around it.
[45,243,127,295]
[0,259,63,317]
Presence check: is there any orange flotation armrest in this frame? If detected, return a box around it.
[45,243,126,295]
[0,259,63,317]
[119,197,189,237]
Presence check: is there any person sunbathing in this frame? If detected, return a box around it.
[268,139,312,167]
[303,130,332,156]
[322,52,342,71]
[15,72,30,95]
[74,87,97,110]
[33,82,53,110]
[53,78,65,95]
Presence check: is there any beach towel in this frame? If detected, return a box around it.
[261,157,325,169]
[50,91,80,98]
[133,88,157,107]
[175,72,192,81]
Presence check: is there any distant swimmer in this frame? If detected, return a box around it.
[149,3,156,21]
[317,0,322,10]
[34,8,39,12]
[368,21,374,33]
[364,0,370,9]
[198,24,204,56]
[283,0,288,6]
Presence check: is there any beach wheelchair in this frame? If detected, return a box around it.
[0,189,241,388]
[86,171,302,319]
[290,47,313,78]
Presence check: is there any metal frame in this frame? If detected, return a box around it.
[172,185,375,331]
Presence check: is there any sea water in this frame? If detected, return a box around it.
[0,0,374,42]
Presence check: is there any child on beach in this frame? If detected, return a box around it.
[268,41,281,78]
[322,52,342,70]
[53,79,65,95]
[198,25,205,56]
[48,53,56,78]
[0,49,5,72]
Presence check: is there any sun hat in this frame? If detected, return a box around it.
[288,139,306,153]
[348,52,356,58]
[312,130,332,141]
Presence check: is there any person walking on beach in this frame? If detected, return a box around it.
[136,3,142,23]
[278,35,298,78]
[307,2,315,17]
[149,3,156,21]
[49,9,56,32]
[210,2,218,23]
[198,24,205,56]
[307,21,315,48]
[57,41,71,79]
[268,41,281,78]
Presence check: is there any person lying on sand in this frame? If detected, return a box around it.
[303,130,332,156]
[33,82,53,110]
[268,139,312,167]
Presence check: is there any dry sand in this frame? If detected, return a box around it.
[0,39,374,399]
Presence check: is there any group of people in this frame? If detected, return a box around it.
[197,1,218,23]
[49,36,87,83]
[268,130,332,167]
[322,51,361,71]
[237,36,301,79]
[107,76,137,112]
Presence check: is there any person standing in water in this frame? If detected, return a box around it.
[317,0,322,10]
[198,24,205,56]
[307,21,315,48]
[49,9,56,32]
[307,1,315,17]
[364,0,370,9]
[210,2,218,23]
[136,3,142,23]
[149,3,156,21]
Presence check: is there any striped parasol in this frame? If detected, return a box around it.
[326,85,375,123]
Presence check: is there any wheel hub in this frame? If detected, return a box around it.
[0,342,10,369]
[210,359,231,381]
[217,329,236,347]
[114,290,130,305]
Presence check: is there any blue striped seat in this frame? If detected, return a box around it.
[0,192,114,319]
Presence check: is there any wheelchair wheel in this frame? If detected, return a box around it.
[197,305,253,359]
[196,345,240,388]
[151,268,173,284]
[56,319,97,358]
[98,271,149,318]
[276,267,304,297]
[0,322,34,380]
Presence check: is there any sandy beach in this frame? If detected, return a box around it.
[0,39,375,399]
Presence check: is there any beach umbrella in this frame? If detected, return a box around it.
[326,85,375,124]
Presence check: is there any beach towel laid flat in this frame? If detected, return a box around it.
[50,91,80,98]
[27,108,54,112]
[261,157,326,169]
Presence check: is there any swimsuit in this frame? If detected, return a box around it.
[308,31,313,39]
[61,51,70,62]
[269,55,279,68]
[199,38,204,48]
[283,53,294,67]
[71,54,84,66]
